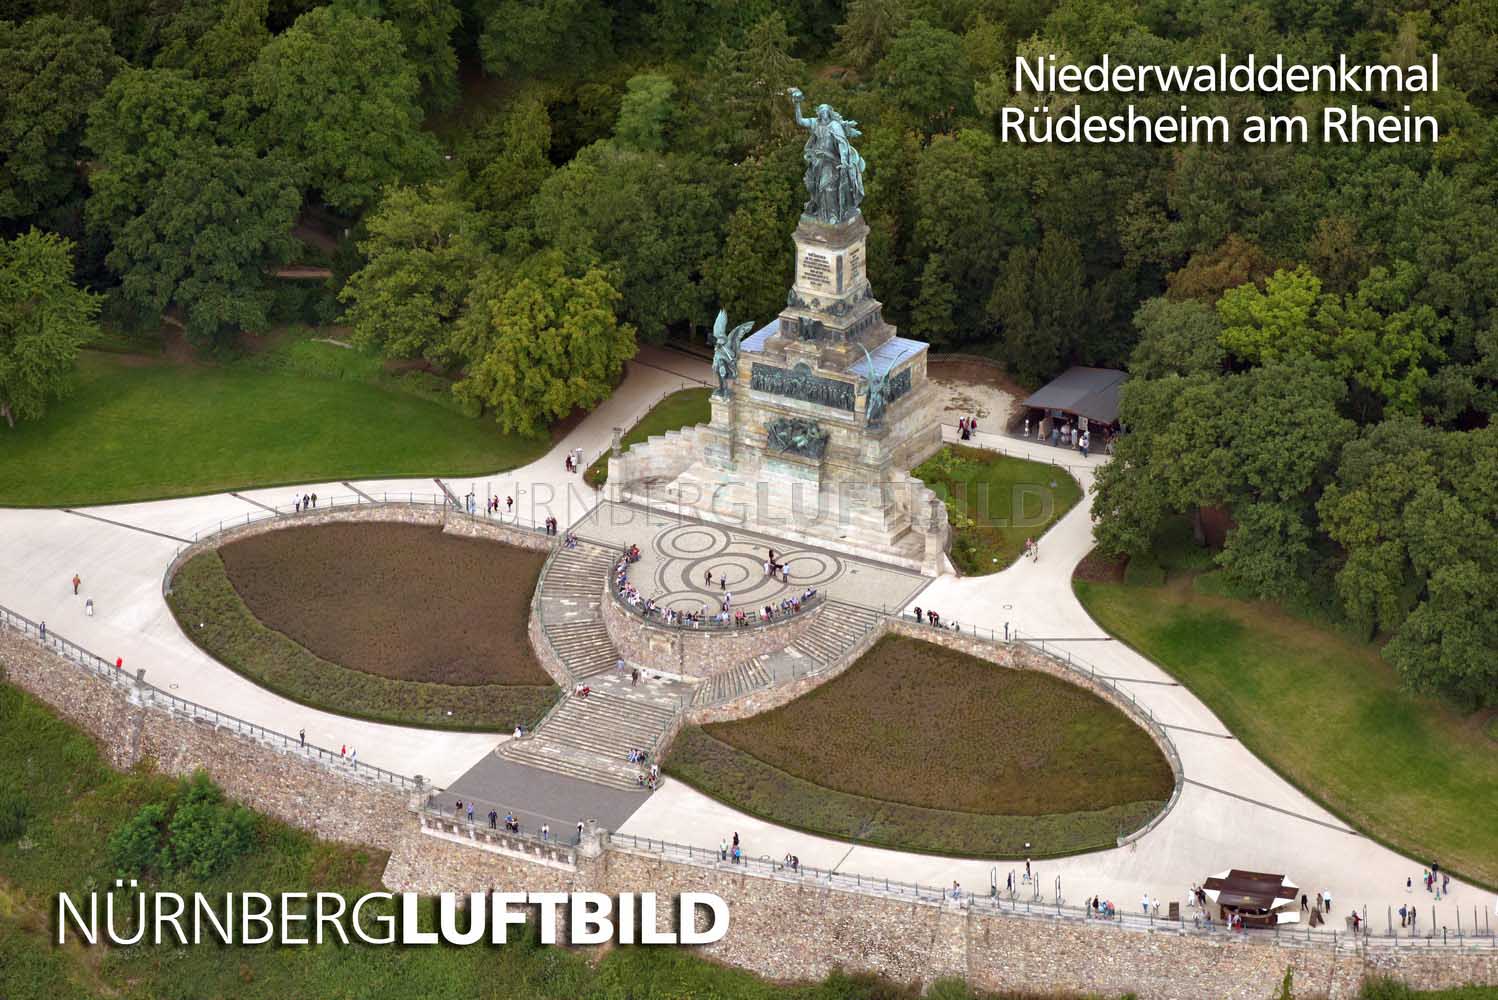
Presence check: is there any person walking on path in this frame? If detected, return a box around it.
[466,802,474,823]
[488,809,498,829]
[298,727,305,747]
[39,621,45,641]
[541,823,550,841]
[349,748,357,766]
[720,838,728,861]
[72,573,81,595]
[576,820,585,845]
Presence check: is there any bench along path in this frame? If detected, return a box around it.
[505,540,690,790]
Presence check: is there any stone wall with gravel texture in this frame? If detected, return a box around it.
[163,502,552,594]
[1,629,411,850]
[603,585,820,677]
[5,620,1495,999]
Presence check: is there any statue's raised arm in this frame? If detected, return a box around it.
[786,86,866,226]
[788,88,816,129]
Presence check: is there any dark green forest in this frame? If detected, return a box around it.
[1,0,1494,700]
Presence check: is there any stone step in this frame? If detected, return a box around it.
[691,657,773,707]
[498,740,649,791]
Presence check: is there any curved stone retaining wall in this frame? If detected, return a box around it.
[682,613,1183,846]
[162,501,552,597]
[3,624,1494,999]
[602,584,822,677]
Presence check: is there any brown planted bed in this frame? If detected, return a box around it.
[167,522,557,731]
[666,635,1173,858]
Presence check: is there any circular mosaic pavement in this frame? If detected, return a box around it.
[647,524,848,613]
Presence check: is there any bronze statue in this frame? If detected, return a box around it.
[708,308,754,398]
[789,88,866,226]
[860,343,893,428]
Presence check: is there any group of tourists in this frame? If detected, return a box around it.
[293,492,319,512]
[957,415,980,440]
[719,831,743,865]
[763,548,792,584]
[911,606,960,632]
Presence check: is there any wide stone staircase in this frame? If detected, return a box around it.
[503,539,689,790]
[500,674,687,790]
[510,543,893,785]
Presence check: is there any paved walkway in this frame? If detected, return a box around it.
[0,352,1486,936]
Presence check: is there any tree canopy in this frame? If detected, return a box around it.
[0,229,99,427]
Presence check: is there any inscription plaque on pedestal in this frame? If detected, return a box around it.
[800,251,832,290]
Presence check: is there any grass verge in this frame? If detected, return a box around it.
[166,551,556,731]
[913,446,1083,574]
[0,347,548,507]
[584,387,712,488]
[1075,551,1498,889]
[665,636,1171,857]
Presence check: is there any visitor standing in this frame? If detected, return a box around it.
[576,820,585,844]
[72,573,81,595]
[298,727,305,747]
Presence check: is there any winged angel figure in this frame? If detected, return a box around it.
[709,309,754,398]
[860,343,892,428]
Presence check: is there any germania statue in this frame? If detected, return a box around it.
[708,308,753,398]
[788,88,866,226]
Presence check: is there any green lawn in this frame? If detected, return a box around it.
[1075,562,1498,889]
[0,348,549,507]
[585,387,712,487]
[913,446,1083,574]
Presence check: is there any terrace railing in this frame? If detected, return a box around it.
[0,602,421,791]
[610,574,826,632]
[608,832,1497,949]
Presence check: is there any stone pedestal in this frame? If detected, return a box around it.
[611,210,950,574]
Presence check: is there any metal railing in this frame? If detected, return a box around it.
[608,832,1496,950]
[0,603,421,791]
[416,795,582,857]
[610,574,827,632]
[939,424,1101,475]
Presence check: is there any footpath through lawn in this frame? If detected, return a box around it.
[1075,560,1498,889]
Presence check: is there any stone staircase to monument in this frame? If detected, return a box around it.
[499,674,687,790]
[516,544,892,785]
[786,601,884,664]
[509,539,689,790]
[690,657,773,707]
[690,601,887,707]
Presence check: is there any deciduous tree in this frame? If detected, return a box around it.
[339,184,489,365]
[454,252,637,436]
[106,144,300,346]
[0,15,120,222]
[242,6,438,212]
[0,229,99,427]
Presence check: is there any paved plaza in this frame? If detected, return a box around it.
[0,345,1486,935]
[572,501,930,615]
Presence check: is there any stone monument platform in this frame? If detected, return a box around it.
[604,89,949,575]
